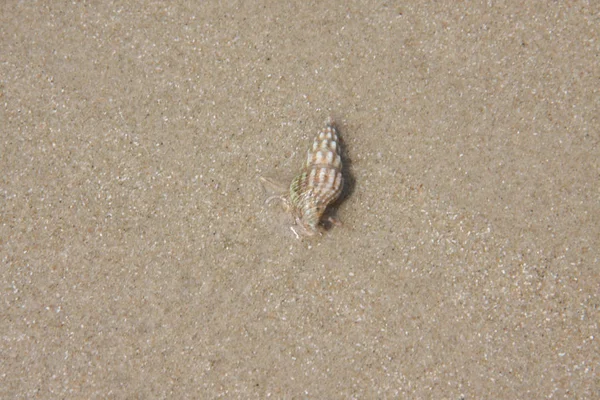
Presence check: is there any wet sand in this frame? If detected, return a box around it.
[1,1,598,398]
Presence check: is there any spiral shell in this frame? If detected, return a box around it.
[289,123,344,236]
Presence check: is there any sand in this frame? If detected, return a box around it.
[1,1,598,398]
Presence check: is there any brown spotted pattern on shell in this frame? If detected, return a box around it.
[288,123,344,236]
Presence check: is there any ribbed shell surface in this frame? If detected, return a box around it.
[289,124,344,234]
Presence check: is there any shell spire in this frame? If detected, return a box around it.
[289,122,344,236]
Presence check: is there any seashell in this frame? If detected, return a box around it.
[287,122,344,236]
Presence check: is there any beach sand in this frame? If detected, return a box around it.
[1,1,598,398]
